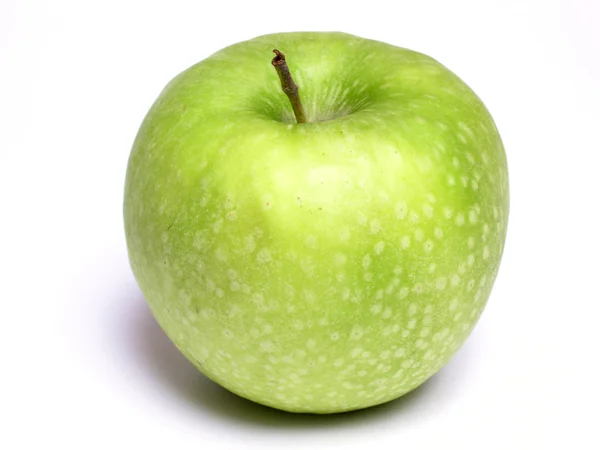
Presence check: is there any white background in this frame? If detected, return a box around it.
[2,0,599,448]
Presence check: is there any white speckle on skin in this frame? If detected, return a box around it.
[398,287,409,299]
[370,219,381,234]
[436,277,448,290]
[260,341,275,352]
[480,274,488,287]
[222,329,234,339]
[401,236,411,249]
[451,274,460,286]
[395,201,408,220]
[305,235,317,248]
[215,247,228,262]
[339,228,351,242]
[350,326,364,340]
[415,229,424,242]
[257,248,272,264]
[362,254,372,269]
[244,235,256,253]
[334,253,347,265]
[423,204,434,218]
[402,359,414,369]
[455,213,465,226]
[303,290,316,304]
[424,240,434,252]
[459,121,474,137]
[374,241,385,255]
[469,209,478,224]
[434,227,443,239]
[380,350,391,360]
[370,304,382,315]
[212,219,223,233]
[468,237,475,248]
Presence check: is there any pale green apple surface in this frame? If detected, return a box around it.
[124,32,509,413]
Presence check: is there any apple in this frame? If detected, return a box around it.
[124,32,509,414]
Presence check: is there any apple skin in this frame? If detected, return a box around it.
[124,32,509,414]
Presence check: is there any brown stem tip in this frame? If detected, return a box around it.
[272,49,286,65]
[271,49,307,124]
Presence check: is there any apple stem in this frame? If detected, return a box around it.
[271,49,307,124]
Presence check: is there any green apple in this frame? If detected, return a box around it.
[124,32,509,414]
